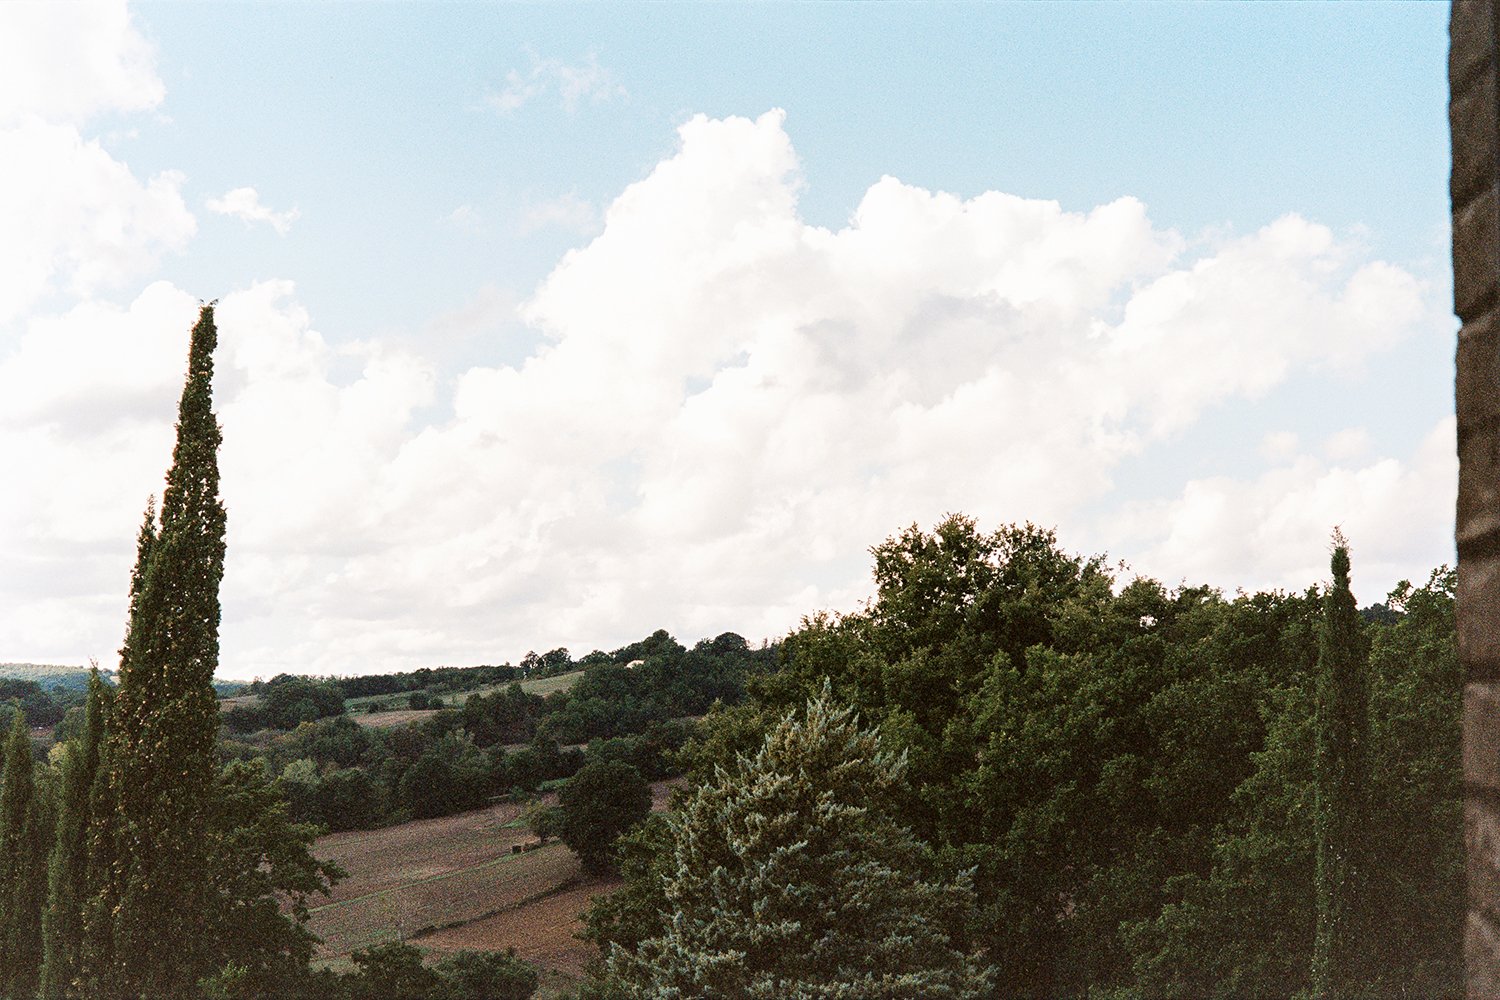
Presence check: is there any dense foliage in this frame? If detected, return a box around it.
[556,760,651,875]
[214,632,767,837]
[586,515,1461,999]
[610,687,993,998]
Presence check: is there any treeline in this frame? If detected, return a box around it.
[0,678,78,729]
[577,516,1460,998]
[219,631,773,833]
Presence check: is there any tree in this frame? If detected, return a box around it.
[201,760,344,995]
[612,688,993,998]
[0,709,50,999]
[557,760,651,875]
[89,304,228,997]
[41,667,110,999]
[345,942,439,1000]
[1311,532,1371,999]
[430,949,538,1000]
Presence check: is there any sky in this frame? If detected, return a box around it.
[0,1,1457,680]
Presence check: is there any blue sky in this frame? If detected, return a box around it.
[0,2,1458,677]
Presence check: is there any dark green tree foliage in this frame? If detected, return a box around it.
[202,760,344,995]
[1312,535,1370,999]
[429,949,539,1000]
[1361,569,1463,995]
[94,304,228,997]
[41,668,110,999]
[613,688,992,998]
[0,710,49,998]
[345,942,439,1000]
[557,760,651,874]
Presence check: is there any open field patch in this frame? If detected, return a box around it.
[351,707,439,729]
[308,778,678,979]
[310,842,582,957]
[416,875,619,979]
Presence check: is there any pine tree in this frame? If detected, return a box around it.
[93,304,227,998]
[0,709,48,998]
[1311,531,1370,999]
[612,685,994,998]
[41,668,111,999]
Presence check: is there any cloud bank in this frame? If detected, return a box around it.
[0,8,1452,678]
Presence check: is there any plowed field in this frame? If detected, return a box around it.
[307,778,678,991]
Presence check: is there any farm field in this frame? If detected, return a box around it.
[351,707,438,729]
[308,778,677,992]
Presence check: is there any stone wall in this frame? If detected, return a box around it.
[1453,1,1500,994]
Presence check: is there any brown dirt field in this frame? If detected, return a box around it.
[416,875,620,978]
[352,708,439,729]
[310,843,581,956]
[308,778,679,973]
[315,796,557,906]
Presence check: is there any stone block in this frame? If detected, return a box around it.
[1463,565,1500,679]
[1470,909,1500,998]
[1460,417,1500,548]
[1454,61,1500,208]
[1471,798,1500,915]
[1467,682,1500,789]
[1454,1,1498,91]
[1457,185,1500,323]
[1459,311,1500,431]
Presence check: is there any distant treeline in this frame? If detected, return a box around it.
[217,629,775,832]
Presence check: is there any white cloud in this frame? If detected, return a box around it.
[518,192,599,236]
[487,50,624,115]
[1105,418,1455,603]
[0,119,195,324]
[0,110,1446,676]
[1259,430,1300,463]
[443,204,481,231]
[0,0,163,126]
[207,186,300,235]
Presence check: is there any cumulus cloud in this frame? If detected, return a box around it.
[0,4,192,325]
[0,120,194,323]
[1105,417,1455,602]
[0,0,163,126]
[487,49,624,114]
[0,109,1445,676]
[207,186,300,235]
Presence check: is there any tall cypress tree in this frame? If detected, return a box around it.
[41,668,111,999]
[93,304,227,998]
[1311,532,1370,999]
[0,709,47,998]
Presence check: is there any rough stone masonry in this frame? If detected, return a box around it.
[1453,1,1500,994]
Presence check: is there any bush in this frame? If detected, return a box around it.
[556,760,651,874]
[431,949,538,1000]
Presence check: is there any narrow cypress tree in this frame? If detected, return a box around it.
[0,709,47,998]
[41,668,111,999]
[93,304,227,998]
[1311,532,1370,999]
